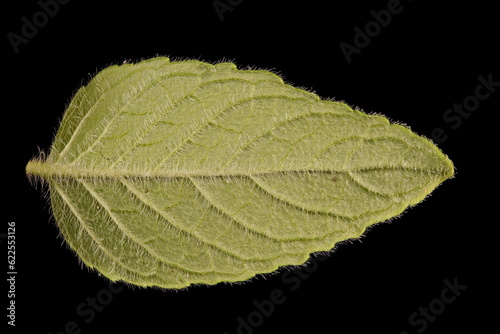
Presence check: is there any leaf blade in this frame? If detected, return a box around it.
[27,57,454,289]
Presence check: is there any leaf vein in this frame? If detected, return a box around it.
[52,182,155,276]
[56,65,164,161]
[118,178,264,264]
[77,178,220,274]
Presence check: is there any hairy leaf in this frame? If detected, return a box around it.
[26,57,454,289]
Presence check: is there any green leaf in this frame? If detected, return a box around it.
[26,57,454,289]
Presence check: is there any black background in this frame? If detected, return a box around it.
[3,0,498,333]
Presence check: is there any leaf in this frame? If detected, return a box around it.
[26,57,454,289]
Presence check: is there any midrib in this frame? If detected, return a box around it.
[25,159,451,180]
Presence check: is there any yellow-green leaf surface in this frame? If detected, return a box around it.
[26,57,454,289]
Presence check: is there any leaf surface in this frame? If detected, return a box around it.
[26,57,454,289]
